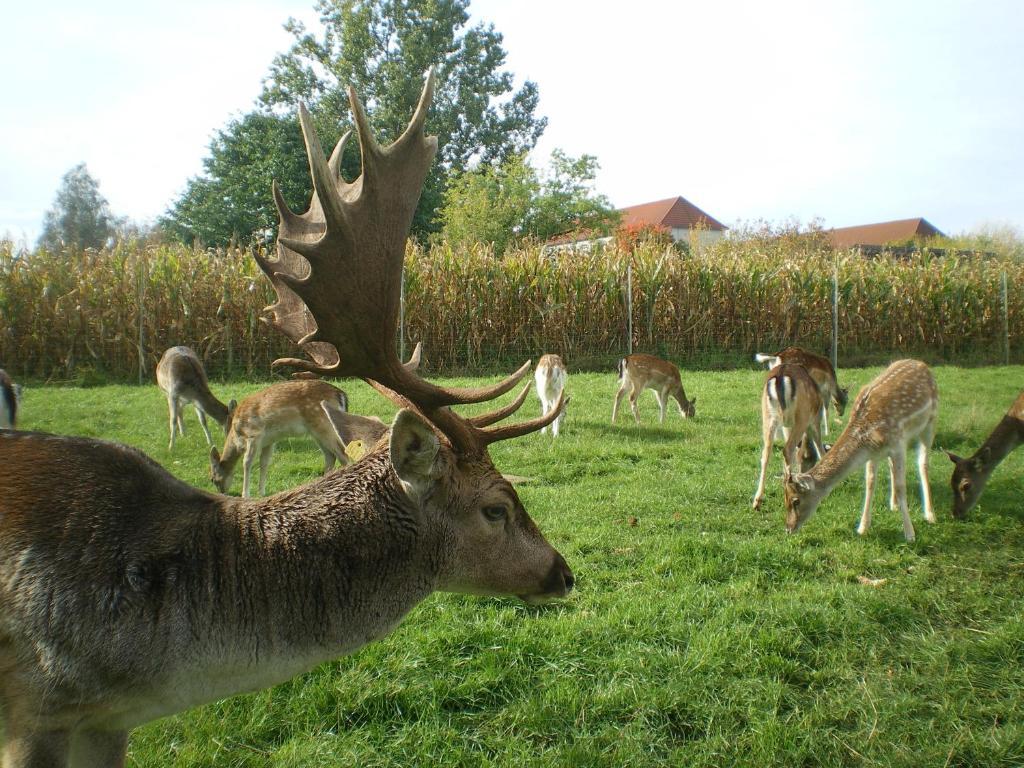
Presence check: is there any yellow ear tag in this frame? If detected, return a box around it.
[345,439,366,462]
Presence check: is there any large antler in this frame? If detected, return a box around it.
[256,69,563,455]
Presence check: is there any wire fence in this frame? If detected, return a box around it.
[0,241,1021,384]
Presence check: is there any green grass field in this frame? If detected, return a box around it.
[13,365,1024,767]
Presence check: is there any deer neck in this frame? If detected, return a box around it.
[973,414,1024,475]
[807,428,873,499]
[221,450,447,649]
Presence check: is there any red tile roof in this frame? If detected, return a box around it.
[619,196,727,232]
[827,218,944,248]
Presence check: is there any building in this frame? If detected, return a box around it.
[544,194,727,254]
[618,195,728,248]
[827,217,944,249]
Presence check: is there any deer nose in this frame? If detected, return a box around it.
[544,553,574,596]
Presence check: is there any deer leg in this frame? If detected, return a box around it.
[858,459,877,536]
[70,728,129,768]
[166,394,181,449]
[887,456,898,511]
[918,432,936,524]
[540,394,550,434]
[891,448,915,542]
[2,721,71,768]
[655,390,667,424]
[753,418,775,510]
[612,383,627,423]
[552,399,563,437]
[258,445,275,497]
[629,385,641,424]
[241,439,259,498]
[820,403,830,437]
[195,406,214,446]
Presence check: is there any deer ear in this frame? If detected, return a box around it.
[320,400,345,443]
[977,446,992,466]
[944,449,962,464]
[787,473,814,492]
[390,409,440,501]
[209,446,221,467]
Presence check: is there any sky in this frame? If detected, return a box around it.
[2,0,1022,247]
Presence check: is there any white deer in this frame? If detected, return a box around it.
[535,354,568,437]
[783,359,938,542]
[0,71,572,767]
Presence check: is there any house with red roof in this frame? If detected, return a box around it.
[619,195,728,247]
[544,195,727,254]
[827,217,944,249]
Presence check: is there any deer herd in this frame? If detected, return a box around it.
[0,70,1019,766]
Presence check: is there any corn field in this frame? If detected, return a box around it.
[0,238,1021,383]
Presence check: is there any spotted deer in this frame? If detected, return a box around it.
[535,354,567,437]
[156,346,233,449]
[0,369,21,430]
[783,359,938,542]
[752,364,824,510]
[945,389,1024,517]
[208,378,350,497]
[612,353,696,424]
[0,71,571,767]
[755,346,848,434]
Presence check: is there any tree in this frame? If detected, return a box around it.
[38,163,121,251]
[162,112,327,247]
[439,150,618,254]
[164,0,545,246]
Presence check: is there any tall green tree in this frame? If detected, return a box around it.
[164,0,545,246]
[38,163,121,251]
[162,112,328,247]
[440,150,618,254]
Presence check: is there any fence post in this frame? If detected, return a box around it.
[831,254,839,371]
[1002,270,1009,365]
[136,251,147,385]
[626,261,633,355]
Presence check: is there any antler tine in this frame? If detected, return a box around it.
[479,391,569,445]
[293,104,347,245]
[466,382,531,428]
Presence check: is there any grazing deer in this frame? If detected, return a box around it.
[783,359,938,542]
[156,346,233,449]
[755,346,849,434]
[0,71,571,767]
[945,389,1024,517]
[209,378,350,497]
[320,401,389,455]
[752,364,824,510]
[612,353,696,424]
[535,354,568,437]
[0,369,21,430]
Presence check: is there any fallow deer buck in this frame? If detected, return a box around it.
[156,345,233,449]
[0,70,571,768]
[612,353,696,425]
[755,346,849,434]
[783,359,938,542]
[535,354,567,437]
[946,389,1024,517]
[752,364,824,510]
[0,368,21,429]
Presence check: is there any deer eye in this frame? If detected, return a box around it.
[482,505,507,522]
[792,498,801,509]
